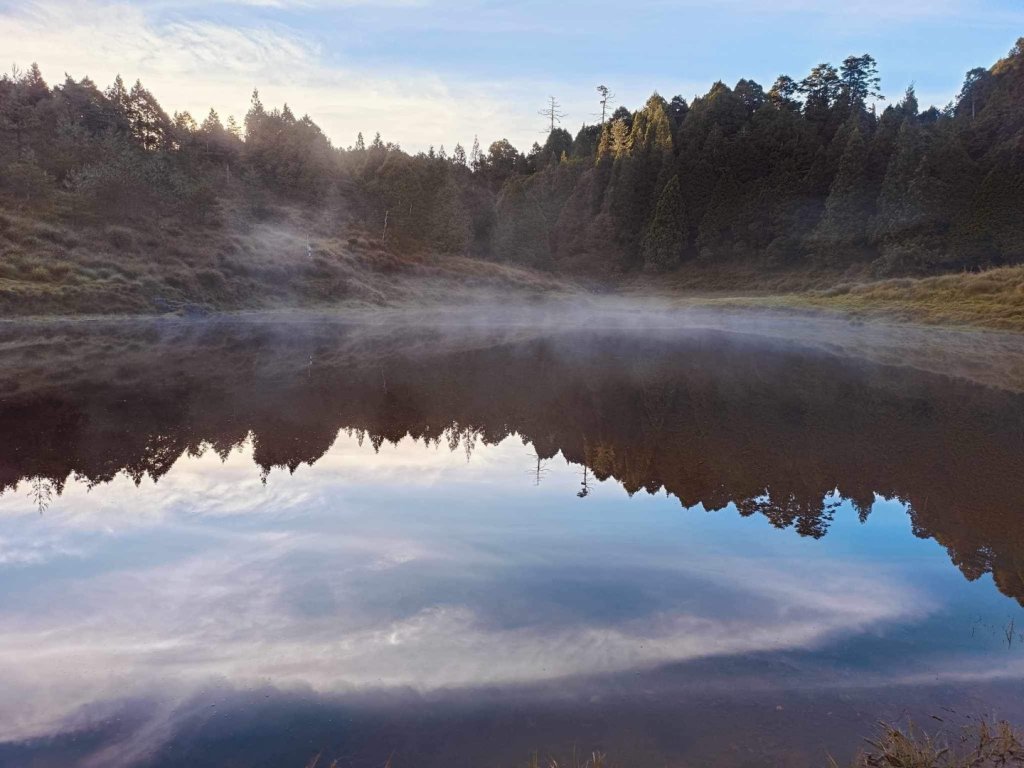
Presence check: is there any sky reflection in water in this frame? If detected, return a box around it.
[0,318,1023,767]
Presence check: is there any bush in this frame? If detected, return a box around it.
[1,159,53,205]
[104,225,136,250]
[871,243,933,277]
[178,179,220,224]
[196,269,227,292]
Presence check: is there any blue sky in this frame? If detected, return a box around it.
[1,0,1021,152]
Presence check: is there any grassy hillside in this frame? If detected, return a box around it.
[3,191,1023,333]
[0,195,569,317]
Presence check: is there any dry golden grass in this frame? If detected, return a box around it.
[627,260,861,295]
[627,264,1024,333]
[776,266,1024,332]
[510,722,1024,768]
[843,720,1024,768]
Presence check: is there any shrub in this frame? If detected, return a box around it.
[104,225,136,250]
[196,269,227,292]
[1,159,53,206]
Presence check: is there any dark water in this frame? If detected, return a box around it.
[1,313,1023,768]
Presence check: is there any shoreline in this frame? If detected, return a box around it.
[4,251,1024,334]
[3,300,1023,395]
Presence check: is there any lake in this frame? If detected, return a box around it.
[1,310,1023,767]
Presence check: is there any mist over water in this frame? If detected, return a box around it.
[1,308,1023,768]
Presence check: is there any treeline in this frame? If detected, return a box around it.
[0,68,337,222]
[2,39,1023,278]
[474,42,1024,275]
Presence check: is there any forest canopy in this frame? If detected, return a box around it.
[2,39,1023,280]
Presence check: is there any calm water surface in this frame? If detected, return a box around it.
[0,314,1023,767]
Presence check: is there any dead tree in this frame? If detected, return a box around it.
[596,85,615,124]
[538,96,567,133]
[577,465,591,498]
[527,451,550,487]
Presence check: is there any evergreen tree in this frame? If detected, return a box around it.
[642,175,686,270]
[800,64,841,124]
[541,127,572,166]
[104,75,131,131]
[667,95,689,126]
[768,76,801,112]
[20,63,49,105]
[244,88,266,141]
[469,135,481,169]
[956,67,991,120]
[875,118,922,244]
[734,79,766,114]
[838,54,883,112]
[571,124,601,158]
[811,126,873,264]
[127,80,170,151]
[963,141,1024,265]
[899,84,919,118]
[430,171,470,253]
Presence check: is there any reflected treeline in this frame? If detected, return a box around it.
[1,319,1023,601]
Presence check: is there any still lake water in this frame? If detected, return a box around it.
[1,311,1023,767]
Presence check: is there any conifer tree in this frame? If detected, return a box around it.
[127,80,169,151]
[838,55,883,112]
[875,118,923,243]
[642,175,686,270]
[430,171,470,253]
[811,126,873,263]
[104,74,132,134]
[469,135,481,169]
[768,76,801,111]
[667,95,689,126]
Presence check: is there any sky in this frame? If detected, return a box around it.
[0,0,1021,153]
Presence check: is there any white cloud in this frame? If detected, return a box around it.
[0,538,926,744]
[3,0,1015,152]
[0,0,536,152]
[0,430,931,747]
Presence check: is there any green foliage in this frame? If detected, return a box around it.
[243,92,336,199]
[69,139,167,219]
[1,154,52,205]
[429,173,472,254]
[493,161,580,269]
[839,54,883,111]
[810,126,874,264]
[477,138,525,188]
[642,176,685,270]
[874,118,923,243]
[540,128,573,166]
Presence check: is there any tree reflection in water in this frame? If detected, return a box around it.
[0,317,1022,602]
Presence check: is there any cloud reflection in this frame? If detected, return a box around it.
[0,434,932,746]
